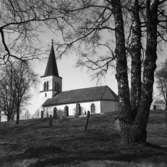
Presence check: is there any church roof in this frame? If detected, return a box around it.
[43,41,59,77]
[42,86,118,107]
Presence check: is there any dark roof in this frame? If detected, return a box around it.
[43,41,59,77]
[42,85,118,107]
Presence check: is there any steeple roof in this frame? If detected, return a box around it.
[44,40,59,77]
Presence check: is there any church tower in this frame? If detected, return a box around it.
[41,40,62,100]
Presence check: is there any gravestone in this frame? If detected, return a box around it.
[41,110,44,119]
[49,115,53,127]
[84,111,90,131]
[53,107,57,119]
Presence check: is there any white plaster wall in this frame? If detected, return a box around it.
[41,76,54,100]
[41,76,53,90]
[41,76,62,100]
[43,101,101,117]
[100,100,119,113]
[41,76,62,91]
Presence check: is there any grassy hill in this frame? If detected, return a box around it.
[0,111,167,167]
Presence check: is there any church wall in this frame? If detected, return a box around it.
[43,101,101,117]
[41,76,62,92]
[41,76,54,99]
[41,76,62,99]
[100,100,119,113]
[41,76,53,90]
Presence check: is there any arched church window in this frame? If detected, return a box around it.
[90,103,95,114]
[47,81,49,90]
[54,82,60,92]
[43,82,45,91]
[54,82,56,90]
[64,105,69,117]
[57,83,60,92]
[76,103,81,116]
[44,82,49,91]
[54,82,59,91]
[44,82,47,91]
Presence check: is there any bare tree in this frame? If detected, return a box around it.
[24,110,31,120]
[155,59,167,127]
[0,61,37,124]
[156,59,167,110]
[0,0,71,63]
[0,63,16,121]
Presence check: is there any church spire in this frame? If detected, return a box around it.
[44,40,59,77]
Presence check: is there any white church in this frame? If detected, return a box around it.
[41,42,120,117]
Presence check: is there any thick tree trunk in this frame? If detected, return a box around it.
[130,0,142,119]
[164,105,167,129]
[16,106,20,124]
[7,114,11,122]
[130,0,159,143]
[112,0,133,144]
[16,111,19,124]
[7,109,14,121]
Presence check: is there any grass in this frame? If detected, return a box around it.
[0,111,167,167]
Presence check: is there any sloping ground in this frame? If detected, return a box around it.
[0,112,167,167]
